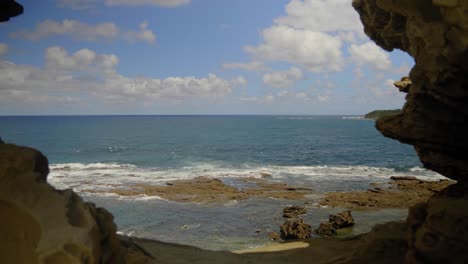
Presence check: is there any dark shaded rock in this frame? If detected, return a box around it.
[314,222,336,236]
[329,210,355,229]
[405,182,468,263]
[280,219,312,240]
[268,232,280,241]
[283,205,307,218]
[0,144,152,263]
[0,137,4,144]
[0,0,23,22]
[353,0,468,182]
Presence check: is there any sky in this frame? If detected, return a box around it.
[0,0,414,115]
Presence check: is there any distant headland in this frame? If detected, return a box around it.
[364,109,402,119]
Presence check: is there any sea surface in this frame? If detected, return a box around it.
[0,115,445,250]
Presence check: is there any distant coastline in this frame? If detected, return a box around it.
[364,109,402,120]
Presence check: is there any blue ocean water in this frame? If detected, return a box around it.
[0,115,444,250]
[1,115,420,168]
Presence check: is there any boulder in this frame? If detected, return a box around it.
[329,210,355,229]
[314,222,336,237]
[280,219,312,240]
[282,206,307,218]
[0,144,152,264]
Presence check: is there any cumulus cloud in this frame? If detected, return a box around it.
[349,42,392,70]
[0,46,245,105]
[262,67,303,88]
[275,0,362,32]
[105,0,190,7]
[246,25,343,72]
[11,19,156,44]
[0,43,8,56]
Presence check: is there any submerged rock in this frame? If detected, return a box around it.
[329,210,355,229]
[280,219,312,240]
[282,205,307,218]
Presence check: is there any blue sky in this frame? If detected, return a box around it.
[0,0,413,115]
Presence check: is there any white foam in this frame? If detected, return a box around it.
[48,162,447,195]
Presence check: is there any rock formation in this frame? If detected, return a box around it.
[282,205,307,218]
[0,0,23,22]
[0,144,152,264]
[280,219,312,240]
[352,0,468,262]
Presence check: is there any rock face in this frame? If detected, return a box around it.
[352,1,468,263]
[0,144,152,264]
[353,0,468,181]
[0,0,23,22]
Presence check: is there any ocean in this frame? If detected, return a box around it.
[0,115,444,250]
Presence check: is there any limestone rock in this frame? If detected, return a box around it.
[280,219,312,240]
[329,210,355,229]
[0,144,152,264]
[406,182,468,263]
[314,222,336,237]
[282,206,307,218]
[353,0,468,181]
[393,76,412,93]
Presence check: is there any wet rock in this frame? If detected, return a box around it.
[329,210,354,229]
[283,205,307,218]
[259,172,272,178]
[314,222,337,236]
[268,232,280,241]
[280,219,312,240]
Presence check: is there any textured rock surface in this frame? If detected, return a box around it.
[406,182,468,263]
[394,76,412,93]
[353,0,468,181]
[353,1,468,263]
[329,211,355,229]
[283,206,307,218]
[0,144,152,264]
[280,219,312,240]
[314,222,337,237]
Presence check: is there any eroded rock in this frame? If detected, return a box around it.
[0,144,152,263]
[280,219,312,240]
[283,206,307,218]
[314,222,336,237]
[329,210,355,229]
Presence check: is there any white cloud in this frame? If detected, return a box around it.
[262,67,303,88]
[222,61,267,72]
[349,42,392,70]
[246,25,344,72]
[11,19,156,44]
[0,43,8,56]
[0,46,245,105]
[105,0,190,7]
[275,0,362,32]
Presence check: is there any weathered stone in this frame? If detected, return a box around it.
[0,144,152,264]
[282,206,307,218]
[268,232,280,241]
[280,219,312,240]
[353,0,468,182]
[329,210,355,229]
[393,76,412,93]
[314,222,336,237]
[0,0,23,22]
